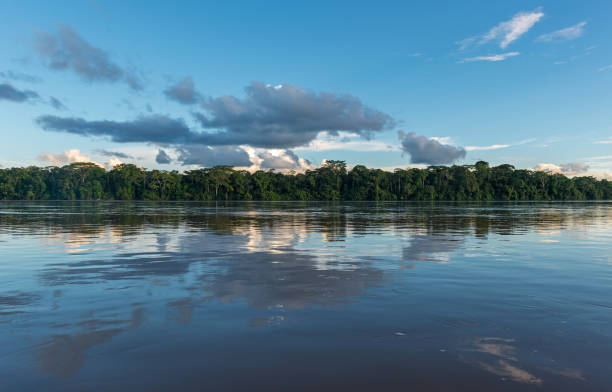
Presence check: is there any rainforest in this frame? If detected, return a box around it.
[1,160,610,201]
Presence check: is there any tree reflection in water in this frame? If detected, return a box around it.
[0,201,610,391]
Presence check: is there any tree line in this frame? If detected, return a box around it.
[0,160,610,201]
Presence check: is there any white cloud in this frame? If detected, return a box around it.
[595,137,612,145]
[239,147,314,172]
[463,52,520,62]
[172,146,315,173]
[465,138,534,152]
[378,164,428,172]
[107,157,123,168]
[258,150,313,171]
[429,136,454,145]
[297,139,396,152]
[517,138,537,145]
[294,131,399,152]
[37,149,100,167]
[456,37,477,51]
[465,144,511,151]
[585,155,612,161]
[534,162,588,176]
[37,148,122,169]
[475,9,544,49]
[581,156,612,179]
[599,65,612,72]
[537,21,587,42]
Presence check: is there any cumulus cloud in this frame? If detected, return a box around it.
[36,82,394,168]
[463,52,519,62]
[154,145,312,170]
[0,83,39,102]
[193,82,395,148]
[156,149,172,164]
[537,21,587,42]
[37,149,124,169]
[34,25,142,90]
[107,157,123,168]
[34,114,270,167]
[37,82,394,153]
[164,76,200,105]
[534,162,589,176]
[0,70,42,83]
[37,149,100,167]
[177,145,252,167]
[258,149,312,171]
[398,131,466,165]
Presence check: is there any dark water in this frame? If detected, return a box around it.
[1,202,611,391]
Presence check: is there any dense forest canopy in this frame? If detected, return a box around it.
[0,161,610,201]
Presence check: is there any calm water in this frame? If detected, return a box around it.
[1,202,611,391]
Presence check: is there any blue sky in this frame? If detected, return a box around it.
[1,0,611,178]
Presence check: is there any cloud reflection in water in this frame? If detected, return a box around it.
[0,201,610,390]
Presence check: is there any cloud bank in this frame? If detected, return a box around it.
[36,82,394,168]
[37,82,393,150]
[193,82,395,148]
[34,26,142,90]
[398,131,466,165]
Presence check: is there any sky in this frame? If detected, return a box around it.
[0,0,611,178]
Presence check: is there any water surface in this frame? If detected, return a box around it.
[1,201,611,391]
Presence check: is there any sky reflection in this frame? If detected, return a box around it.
[1,202,611,391]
